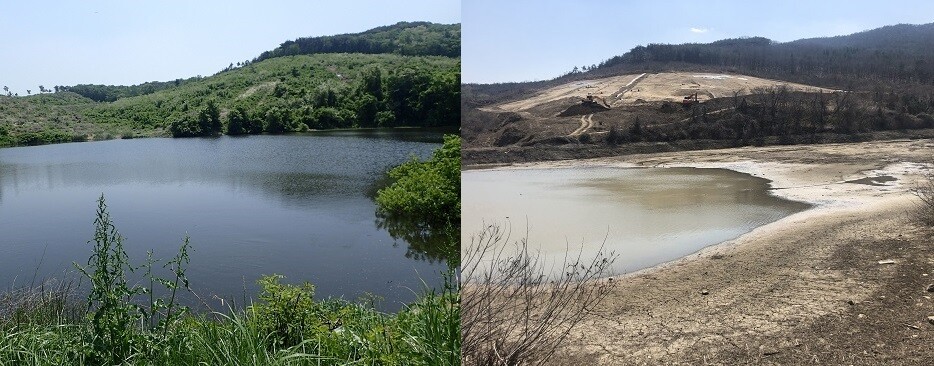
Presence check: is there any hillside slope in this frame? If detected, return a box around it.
[463,23,934,165]
[90,53,459,135]
[0,22,460,147]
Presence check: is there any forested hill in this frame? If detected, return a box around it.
[1,22,459,147]
[591,22,934,89]
[466,22,934,109]
[63,22,460,103]
[255,21,460,61]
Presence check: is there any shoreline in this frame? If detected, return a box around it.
[465,142,927,280]
[474,139,934,364]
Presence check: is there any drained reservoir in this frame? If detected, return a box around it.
[462,166,809,274]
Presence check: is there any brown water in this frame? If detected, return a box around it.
[462,166,810,275]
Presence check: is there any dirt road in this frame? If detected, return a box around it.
[570,114,595,136]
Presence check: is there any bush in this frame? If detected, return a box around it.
[913,167,934,226]
[461,223,617,366]
[169,115,201,137]
[170,101,222,137]
[264,106,297,134]
[250,274,320,348]
[376,134,460,226]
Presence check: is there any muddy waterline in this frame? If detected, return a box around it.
[462,166,809,275]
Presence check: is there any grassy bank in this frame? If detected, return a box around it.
[1,284,458,365]
[0,196,458,365]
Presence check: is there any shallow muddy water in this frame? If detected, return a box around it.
[462,166,809,275]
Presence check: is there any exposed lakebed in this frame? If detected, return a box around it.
[0,131,449,311]
[462,166,810,274]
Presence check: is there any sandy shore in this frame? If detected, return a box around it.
[470,139,934,364]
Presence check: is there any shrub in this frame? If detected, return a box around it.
[264,106,295,134]
[913,167,934,226]
[461,223,617,366]
[376,134,460,227]
[249,274,320,348]
[169,115,201,137]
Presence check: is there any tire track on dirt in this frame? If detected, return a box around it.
[570,114,594,136]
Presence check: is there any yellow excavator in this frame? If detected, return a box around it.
[583,94,611,108]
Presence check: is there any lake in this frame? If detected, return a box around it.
[462,166,809,275]
[0,131,449,311]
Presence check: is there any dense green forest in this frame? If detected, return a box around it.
[255,21,460,61]
[0,22,460,147]
[56,22,459,104]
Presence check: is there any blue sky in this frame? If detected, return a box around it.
[464,0,934,84]
[0,0,460,95]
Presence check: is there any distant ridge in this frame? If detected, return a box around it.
[590,22,934,88]
[254,21,460,62]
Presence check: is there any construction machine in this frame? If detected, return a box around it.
[583,94,611,108]
[682,92,699,106]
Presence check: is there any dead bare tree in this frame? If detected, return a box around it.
[461,223,617,366]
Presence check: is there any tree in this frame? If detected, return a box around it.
[169,115,201,137]
[197,100,222,136]
[308,107,344,129]
[264,106,293,134]
[359,66,383,100]
[226,106,250,135]
[354,93,380,127]
[376,135,461,226]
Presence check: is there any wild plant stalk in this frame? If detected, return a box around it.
[912,165,934,226]
[74,195,142,364]
[73,194,194,364]
[461,223,617,366]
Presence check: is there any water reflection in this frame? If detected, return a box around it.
[375,212,457,263]
[0,133,446,310]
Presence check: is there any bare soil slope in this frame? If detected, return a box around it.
[462,72,848,158]
[482,72,832,114]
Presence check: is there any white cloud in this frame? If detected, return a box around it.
[690,27,708,33]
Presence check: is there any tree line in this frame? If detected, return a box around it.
[254,22,460,63]
[170,65,459,137]
[595,23,934,90]
[606,85,934,147]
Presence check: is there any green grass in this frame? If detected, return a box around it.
[0,294,459,366]
[0,196,459,366]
